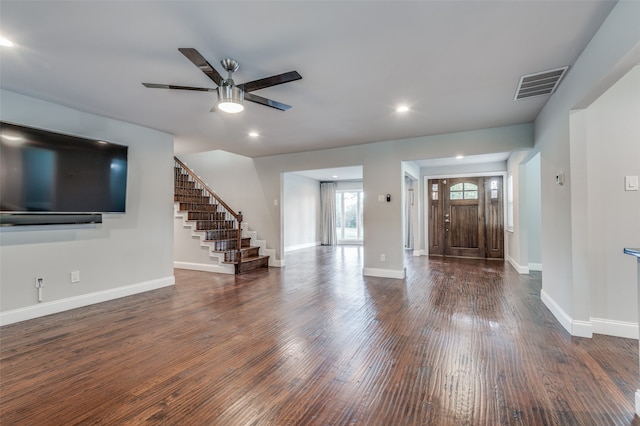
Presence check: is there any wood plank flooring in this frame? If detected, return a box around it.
[1,246,638,425]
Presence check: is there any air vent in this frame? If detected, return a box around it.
[514,66,569,101]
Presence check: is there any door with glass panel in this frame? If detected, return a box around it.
[444,177,485,258]
[428,176,503,259]
[336,191,363,242]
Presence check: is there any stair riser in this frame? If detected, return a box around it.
[175,188,204,197]
[204,230,239,240]
[196,221,236,231]
[238,257,269,273]
[188,212,227,221]
[243,247,260,258]
[179,203,218,212]
[175,195,211,203]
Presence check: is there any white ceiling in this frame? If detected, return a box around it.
[0,1,616,159]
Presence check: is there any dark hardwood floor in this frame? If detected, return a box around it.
[1,246,638,425]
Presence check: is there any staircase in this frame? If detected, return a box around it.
[174,158,269,274]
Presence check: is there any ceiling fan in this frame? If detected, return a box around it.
[142,48,302,113]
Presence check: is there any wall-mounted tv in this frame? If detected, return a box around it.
[0,121,128,225]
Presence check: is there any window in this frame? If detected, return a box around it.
[490,179,499,199]
[507,173,514,231]
[336,190,364,242]
[449,182,478,200]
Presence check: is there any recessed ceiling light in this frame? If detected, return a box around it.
[456,155,464,160]
[0,36,14,47]
[332,175,338,179]
[396,105,409,113]
[249,131,259,137]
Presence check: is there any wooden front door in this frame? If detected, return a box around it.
[428,176,504,259]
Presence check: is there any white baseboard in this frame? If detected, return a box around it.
[507,255,529,274]
[174,261,234,274]
[528,262,542,271]
[591,317,638,339]
[413,249,425,257]
[540,290,638,339]
[284,241,320,252]
[540,289,592,338]
[0,276,175,326]
[363,267,405,279]
[270,258,284,267]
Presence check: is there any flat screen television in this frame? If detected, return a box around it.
[0,121,128,225]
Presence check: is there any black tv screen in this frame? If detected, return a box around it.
[0,121,128,214]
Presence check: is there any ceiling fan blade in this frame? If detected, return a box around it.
[142,83,215,92]
[237,71,302,93]
[178,48,224,87]
[244,92,292,111]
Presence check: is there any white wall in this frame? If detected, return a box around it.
[506,151,530,273]
[0,90,175,324]
[584,66,640,337]
[535,1,640,337]
[421,161,507,178]
[336,181,363,191]
[283,173,320,252]
[403,161,421,254]
[525,154,542,270]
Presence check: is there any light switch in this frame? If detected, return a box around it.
[625,176,639,191]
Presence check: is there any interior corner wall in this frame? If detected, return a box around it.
[283,173,321,252]
[0,90,175,325]
[585,65,640,336]
[534,1,640,336]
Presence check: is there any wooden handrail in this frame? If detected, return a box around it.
[174,157,243,268]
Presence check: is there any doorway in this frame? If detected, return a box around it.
[428,176,504,259]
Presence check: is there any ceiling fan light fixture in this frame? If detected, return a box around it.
[217,85,244,113]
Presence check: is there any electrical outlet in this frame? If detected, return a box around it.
[35,277,44,288]
[71,270,80,283]
[380,254,386,262]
